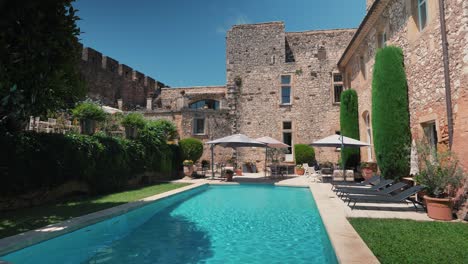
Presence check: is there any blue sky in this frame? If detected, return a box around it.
[74,0,366,87]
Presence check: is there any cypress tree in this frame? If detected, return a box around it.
[372,46,411,180]
[340,89,360,169]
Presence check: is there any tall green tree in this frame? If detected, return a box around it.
[340,89,360,169]
[372,46,411,180]
[0,0,85,131]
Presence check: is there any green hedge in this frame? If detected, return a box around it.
[372,46,411,180]
[340,89,360,169]
[294,144,315,165]
[0,131,181,195]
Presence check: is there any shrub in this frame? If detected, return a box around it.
[121,112,146,129]
[294,144,315,165]
[340,89,361,169]
[372,46,411,180]
[179,137,204,163]
[148,119,178,141]
[72,102,106,121]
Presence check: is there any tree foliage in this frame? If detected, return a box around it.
[294,144,315,165]
[340,89,360,169]
[372,46,411,180]
[179,138,204,162]
[0,0,85,131]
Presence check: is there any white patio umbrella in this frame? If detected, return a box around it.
[311,134,370,180]
[256,136,290,177]
[206,134,267,179]
[102,105,123,114]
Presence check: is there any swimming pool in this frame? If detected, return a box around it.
[1,184,337,264]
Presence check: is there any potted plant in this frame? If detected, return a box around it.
[121,112,146,139]
[225,169,234,181]
[72,102,106,135]
[183,160,194,177]
[415,143,465,220]
[295,164,305,175]
[360,162,377,180]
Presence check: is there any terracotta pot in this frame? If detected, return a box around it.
[226,172,234,181]
[361,167,373,180]
[295,168,305,175]
[183,165,194,177]
[235,169,242,176]
[424,195,453,221]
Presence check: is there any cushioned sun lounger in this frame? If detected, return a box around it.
[332,175,381,191]
[340,182,408,199]
[336,179,393,194]
[347,185,424,210]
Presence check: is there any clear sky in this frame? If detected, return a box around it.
[74,0,366,87]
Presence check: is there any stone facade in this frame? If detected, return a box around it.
[79,46,166,110]
[144,86,235,163]
[226,22,355,167]
[338,0,468,172]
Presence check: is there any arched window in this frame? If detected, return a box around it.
[189,99,219,110]
[363,111,373,161]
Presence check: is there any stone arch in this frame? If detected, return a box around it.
[189,99,220,110]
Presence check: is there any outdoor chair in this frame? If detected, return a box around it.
[331,175,381,191]
[340,182,408,200]
[269,165,285,179]
[346,185,424,210]
[303,163,321,182]
[335,179,393,196]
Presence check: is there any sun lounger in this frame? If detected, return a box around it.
[332,175,381,191]
[347,185,424,210]
[335,179,393,195]
[340,182,408,199]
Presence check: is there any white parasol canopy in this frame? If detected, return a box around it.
[311,134,370,148]
[255,136,290,148]
[102,105,123,114]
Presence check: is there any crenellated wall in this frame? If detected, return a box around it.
[79,46,166,109]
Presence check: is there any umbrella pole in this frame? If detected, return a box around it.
[341,135,346,181]
[211,144,214,179]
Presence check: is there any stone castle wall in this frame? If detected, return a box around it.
[226,22,355,166]
[79,46,165,110]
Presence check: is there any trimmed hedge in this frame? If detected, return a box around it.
[294,144,315,165]
[340,89,360,169]
[179,137,204,162]
[372,46,411,180]
[0,131,181,195]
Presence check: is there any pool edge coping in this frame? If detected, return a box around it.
[0,182,207,257]
[309,184,380,264]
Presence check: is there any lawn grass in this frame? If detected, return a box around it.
[349,218,468,264]
[0,183,190,239]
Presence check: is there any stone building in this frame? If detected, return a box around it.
[338,0,468,171]
[225,22,355,167]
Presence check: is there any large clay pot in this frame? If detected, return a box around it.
[80,119,97,135]
[361,167,373,180]
[235,169,243,176]
[424,195,453,221]
[183,165,194,177]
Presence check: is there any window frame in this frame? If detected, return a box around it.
[192,117,206,135]
[332,72,344,104]
[280,75,292,105]
[417,0,428,31]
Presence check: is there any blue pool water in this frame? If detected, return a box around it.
[2,184,337,264]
